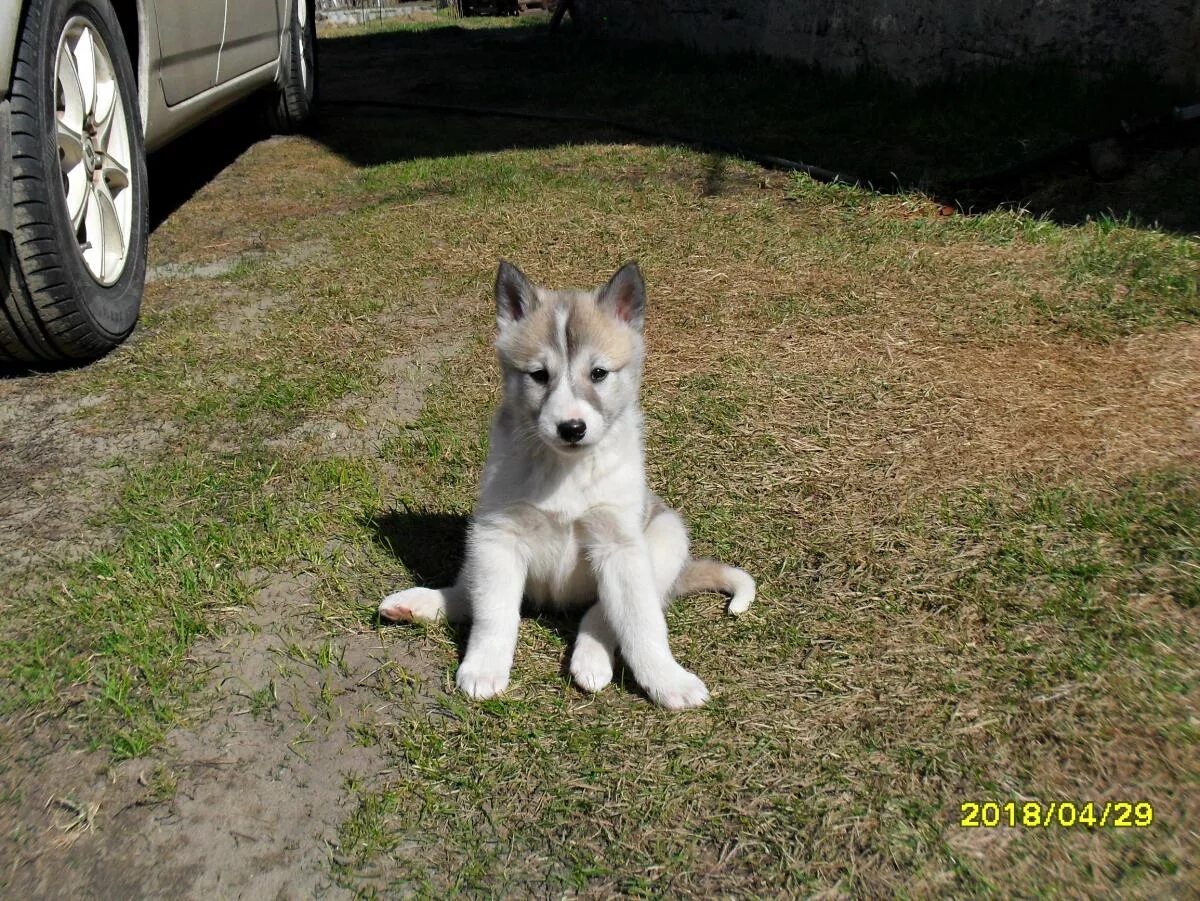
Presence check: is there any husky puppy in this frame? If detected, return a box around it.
[379,261,755,709]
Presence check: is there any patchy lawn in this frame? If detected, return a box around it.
[2,15,1198,898]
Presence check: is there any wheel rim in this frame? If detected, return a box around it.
[55,17,133,287]
[297,1,314,100]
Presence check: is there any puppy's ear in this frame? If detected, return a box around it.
[597,261,646,331]
[495,260,538,326]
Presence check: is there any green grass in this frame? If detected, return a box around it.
[0,452,381,757]
[1050,217,1200,337]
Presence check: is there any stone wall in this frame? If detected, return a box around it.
[570,0,1200,91]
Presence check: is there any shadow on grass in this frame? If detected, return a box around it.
[364,504,635,689]
[314,20,1200,233]
[363,507,472,660]
[365,508,468,588]
[146,19,1200,236]
[147,101,274,232]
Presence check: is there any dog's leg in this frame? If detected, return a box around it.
[455,527,527,700]
[570,604,615,692]
[580,507,708,709]
[570,507,688,693]
[379,583,467,624]
[646,506,691,603]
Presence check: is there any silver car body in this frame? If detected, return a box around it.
[1,0,293,154]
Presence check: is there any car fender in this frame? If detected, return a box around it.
[275,0,295,84]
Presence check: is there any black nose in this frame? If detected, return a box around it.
[557,419,587,443]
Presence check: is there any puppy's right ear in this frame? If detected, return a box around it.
[495,260,537,326]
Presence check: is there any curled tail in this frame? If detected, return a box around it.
[673,558,756,615]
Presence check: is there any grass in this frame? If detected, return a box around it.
[1051,219,1200,337]
[0,452,381,756]
[331,309,1199,896]
[3,13,1199,896]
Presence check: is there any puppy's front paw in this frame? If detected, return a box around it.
[379,587,445,623]
[455,659,511,699]
[570,641,614,693]
[641,663,709,710]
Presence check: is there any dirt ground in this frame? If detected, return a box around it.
[4,575,392,898]
[0,233,457,897]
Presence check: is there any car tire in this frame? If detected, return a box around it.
[267,0,318,133]
[1,0,148,366]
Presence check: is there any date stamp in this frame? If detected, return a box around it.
[960,801,1154,829]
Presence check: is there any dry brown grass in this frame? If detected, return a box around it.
[149,136,358,266]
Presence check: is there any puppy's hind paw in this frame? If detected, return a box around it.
[726,571,756,616]
[378,587,446,624]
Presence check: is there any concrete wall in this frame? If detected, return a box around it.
[571,0,1200,91]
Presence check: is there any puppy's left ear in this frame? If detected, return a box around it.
[597,261,646,331]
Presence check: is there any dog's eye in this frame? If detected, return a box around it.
[590,367,609,383]
[528,369,550,385]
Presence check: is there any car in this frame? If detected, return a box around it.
[0,0,318,366]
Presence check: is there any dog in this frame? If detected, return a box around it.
[378,261,755,709]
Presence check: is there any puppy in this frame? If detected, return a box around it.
[379,261,755,709]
